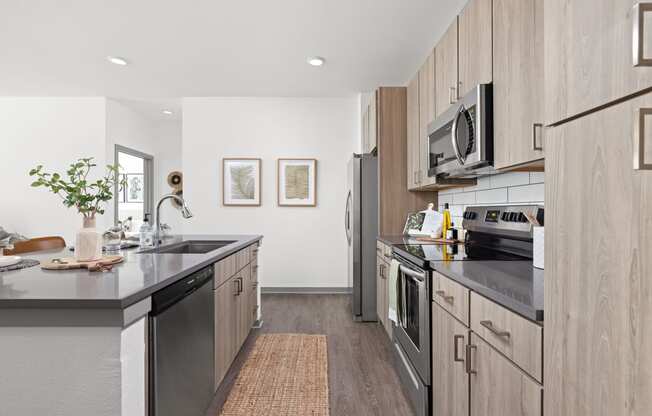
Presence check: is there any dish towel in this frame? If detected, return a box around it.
[388,259,400,324]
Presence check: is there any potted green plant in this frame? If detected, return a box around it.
[29,158,125,261]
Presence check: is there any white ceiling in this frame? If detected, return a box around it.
[0,0,466,98]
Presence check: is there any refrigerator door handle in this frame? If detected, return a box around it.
[345,190,352,244]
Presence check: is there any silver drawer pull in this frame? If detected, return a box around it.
[435,290,454,304]
[465,344,477,375]
[480,320,511,339]
[532,123,543,151]
[634,2,652,66]
[635,108,652,170]
[383,253,392,259]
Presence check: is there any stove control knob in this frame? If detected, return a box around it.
[517,213,527,223]
[501,212,509,221]
[509,212,518,222]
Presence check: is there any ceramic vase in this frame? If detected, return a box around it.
[75,217,102,261]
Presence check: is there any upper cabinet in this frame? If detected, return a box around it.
[545,0,652,125]
[435,20,459,117]
[458,0,493,98]
[418,50,437,187]
[493,0,544,170]
[407,74,420,190]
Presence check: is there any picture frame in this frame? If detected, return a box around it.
[125,173,144,203]
[222,158,262,206]
[277,158,317,207]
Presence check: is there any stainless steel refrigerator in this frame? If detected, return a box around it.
[346,154,378,321]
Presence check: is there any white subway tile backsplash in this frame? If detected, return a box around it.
[453,192,477,205]
[508,183,545,203]
[438,194,453,206]
[490,172,530,188]
[529,172,545,184]
[450,204,465,217]
[476,188,508,204]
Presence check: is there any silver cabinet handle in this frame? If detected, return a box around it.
[634,108,652,170]
[465,344,477,375]
[233,279,240,296]
[435,290,454,304]
[634,2,652,66]
[532,123,543,151]
[480,320,511,339]
[453,334,465,363]
[383,253,392,259]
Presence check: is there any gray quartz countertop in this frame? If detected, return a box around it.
[0,234,262,309]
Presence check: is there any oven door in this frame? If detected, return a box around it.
[395,261,430,384]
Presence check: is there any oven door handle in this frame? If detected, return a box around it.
[399,264,426,282]
[451,104,466,165]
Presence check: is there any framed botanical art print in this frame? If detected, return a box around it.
[222,158,261,206]
[125,173,144,203]
[277,158,317,206]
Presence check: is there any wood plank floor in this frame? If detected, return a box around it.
[206,293,415,416]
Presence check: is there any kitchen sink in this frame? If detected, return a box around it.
[140,240,236,254]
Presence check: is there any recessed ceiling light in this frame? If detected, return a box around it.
[107,56,128,66]
[307,56,325,67]
[162,110,173,115]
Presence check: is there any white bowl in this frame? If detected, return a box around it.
[0,256,22,268]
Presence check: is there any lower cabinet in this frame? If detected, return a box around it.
[213,244,259,390]
[469,333,542,416]
[432,303,468,416]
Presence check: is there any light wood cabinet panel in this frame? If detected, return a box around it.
[470,292,543,382]
[407,73,420,190]
[214,276,237,388]
[435,19,459,117]
[545,0,652,125]
[214,255,236,289]
[470,334,542,416]
[236,264,251,348]
[432,271,470,326]
[458,0,493,97]
[493,0,544,170]
[432,303,469,416]
[544,92,652,416]
[419,51,437,188]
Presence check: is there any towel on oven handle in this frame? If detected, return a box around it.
[388,259,400,323]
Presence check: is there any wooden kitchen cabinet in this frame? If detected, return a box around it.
[435,19,459,117]
[545,91,652,416]
[407,73,420,190]
[214,276,238,387]
[432,303,469,416]
[376,256,387,333]
[493,0,544,170]
[418,50,439,188]
[236,264,252,348]
[469,333,542,416]
[361,91,378,154]
[545,0,652,125]
[458,0,492,98]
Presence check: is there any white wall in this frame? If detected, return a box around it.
[438,171,545,229]
[183,97,358,288]
[154,120,183,232]
[0,98,107,243]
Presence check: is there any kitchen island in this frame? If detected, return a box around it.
[0,234,262,416]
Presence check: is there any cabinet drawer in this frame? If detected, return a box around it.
[249,243,259,262]
[470,292,543,382]
[432,272,470,326]
[235,247,250,272]
[214,255,237,289]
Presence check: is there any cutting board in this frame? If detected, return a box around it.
[41,255,124,271]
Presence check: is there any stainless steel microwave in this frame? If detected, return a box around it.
[427,83,494,178]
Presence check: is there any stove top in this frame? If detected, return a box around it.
[393,243,529,267]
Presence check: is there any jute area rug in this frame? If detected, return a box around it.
[219,333,330,416]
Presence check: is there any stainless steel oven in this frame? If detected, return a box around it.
[393,255,430,416]
[427,83,494,178]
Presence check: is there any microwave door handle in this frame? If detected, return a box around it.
[451,104,465,165]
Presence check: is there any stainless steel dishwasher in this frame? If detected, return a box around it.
[149,265,214,416]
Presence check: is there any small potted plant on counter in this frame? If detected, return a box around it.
[29,158,126,261]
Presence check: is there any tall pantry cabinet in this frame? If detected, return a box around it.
[544,1,652,415]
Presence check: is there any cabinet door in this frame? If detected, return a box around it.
[376,257,385,328]
[493,0,544,169]
[545,92,652,416]
[432,303,469,416]
[236,265,251,348]
[214,278,237,388]
[545,0,652,125]
[458,0,492,97]
[407,73,420,190]
[369,90,378,152]
[469,334,542,416]
[419,50,436,187]
[435,19,459,117]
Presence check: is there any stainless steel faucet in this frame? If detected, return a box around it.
[155,194,193,246]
